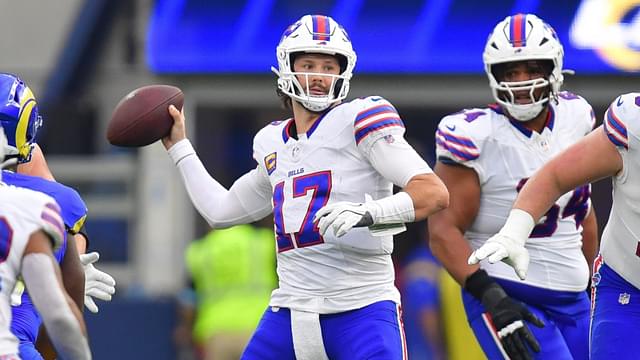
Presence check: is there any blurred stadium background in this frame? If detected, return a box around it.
[1,0,638,358]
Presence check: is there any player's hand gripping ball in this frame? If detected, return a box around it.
[107,85,184,147]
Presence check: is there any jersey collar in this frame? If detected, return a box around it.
[489,103,555,138]
[281,103,344,143]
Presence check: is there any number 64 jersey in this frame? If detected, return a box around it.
[0,185,64,355]
[436,93,595,292]
[253,96,431,314]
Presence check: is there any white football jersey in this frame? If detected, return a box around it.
[0,185,64,355]
[436,93,595,291]
[253,96,430,313]
[601,92,640,289]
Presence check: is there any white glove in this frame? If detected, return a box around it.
[80,252,116,313]
[10,280,25,306]
[468,233,530,280]
[314,202,374,238]
[467,209,536,280]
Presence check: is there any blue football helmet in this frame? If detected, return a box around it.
[0,73,42,163]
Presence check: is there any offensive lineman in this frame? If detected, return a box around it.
[162,14,449,359]
[429,14,597,360]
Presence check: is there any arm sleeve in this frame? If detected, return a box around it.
[169,139,273,228]
[22,253,91,360]
[367,135,433,187]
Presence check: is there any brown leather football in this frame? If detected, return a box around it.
[107,85,184,147]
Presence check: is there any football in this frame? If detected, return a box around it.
[107,84,184,147]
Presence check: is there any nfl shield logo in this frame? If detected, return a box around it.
[618,293,631,305]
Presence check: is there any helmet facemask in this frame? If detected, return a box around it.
[490,60,554,121]
[275,53,349,113]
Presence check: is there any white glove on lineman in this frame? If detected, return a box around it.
[80,252,116,313]
[468,209,536,280]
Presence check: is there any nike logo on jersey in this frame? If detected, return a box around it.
[446,124,456,131]
[617,96,624,106]
[370,96,383,102]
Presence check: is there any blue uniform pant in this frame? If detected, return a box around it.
[241,300,406,360]
[590,262,640,360]
[18,341,43,360]
[462,278,590,360]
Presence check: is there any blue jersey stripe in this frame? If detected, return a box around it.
[355,105,398,125]
[355,118,404,144]
[436,138,479,161]
[604,107,628,149]
[436,129,478,150]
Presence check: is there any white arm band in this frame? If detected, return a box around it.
[363,134,432,224]
[368,191,416,224]
[168,139,273,228]
[22,253,91,360]
[499,209,537,245]
[367,135,433,187]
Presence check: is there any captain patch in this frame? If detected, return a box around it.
[264,152,277,175]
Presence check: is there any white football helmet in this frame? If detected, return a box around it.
[483,14,564,121]
[272,15,357,112]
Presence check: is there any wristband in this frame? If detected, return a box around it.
[368,191,415,224]
[500,209,536,244]
[168,139,196,165]
[464,269,508,310]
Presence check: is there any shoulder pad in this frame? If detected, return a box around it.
[556,91,596,130]
[352,96,404,145]
[435,109,492,163]
[2,187,65,250]
[1,172,87,233]
[38,199,65,250]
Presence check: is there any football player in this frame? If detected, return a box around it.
[162,14,449,359]
[471,92,640,359]
[0,73,115,359]
[428,14,597,360]
[0,126,91,359]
